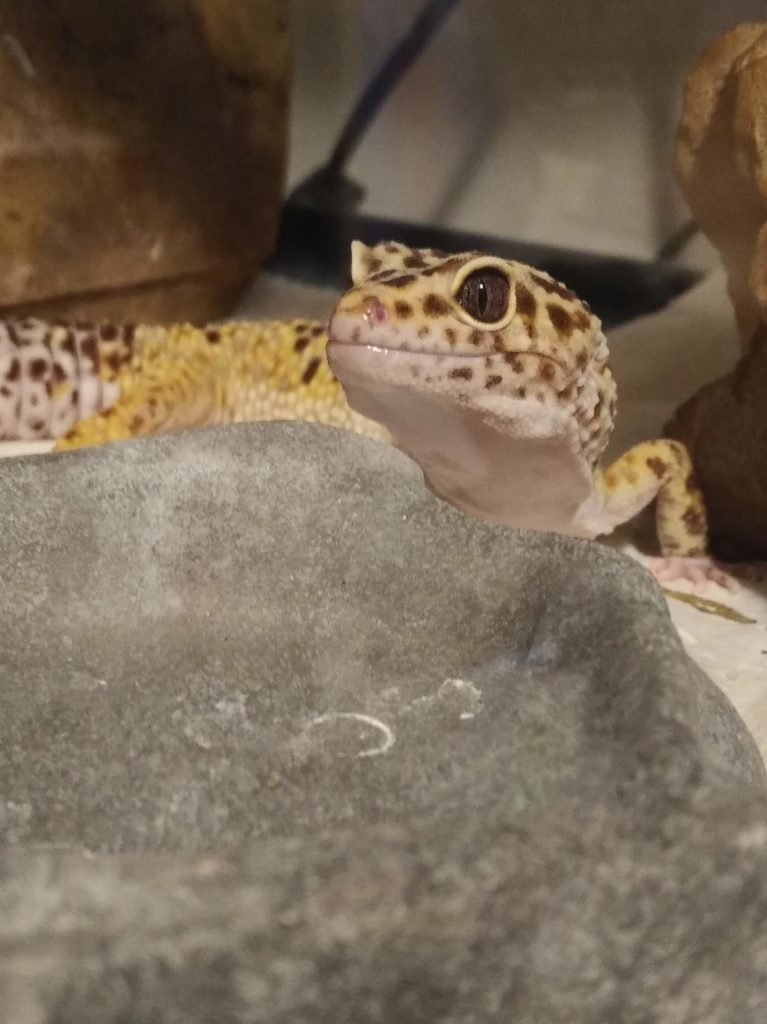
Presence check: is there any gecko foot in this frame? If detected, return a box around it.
[648,556,738,594]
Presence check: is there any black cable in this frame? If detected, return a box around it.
[325,0,463,175]
[289,0,464,210]
[655,219,700,262]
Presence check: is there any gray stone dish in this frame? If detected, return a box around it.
[1,423,766,1022]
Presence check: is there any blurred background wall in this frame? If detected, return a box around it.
[287,0,765,264]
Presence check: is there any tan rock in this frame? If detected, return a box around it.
[665,325,767,560]
[0,0,289,324]
[665,23,767,559]
[675,22,767,343]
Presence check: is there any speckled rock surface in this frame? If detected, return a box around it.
[1,423,766,1023]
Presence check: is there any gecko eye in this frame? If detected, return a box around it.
[457,268,510,323]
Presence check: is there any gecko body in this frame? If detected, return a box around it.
[0,242,726,586]
[0,316,385,448]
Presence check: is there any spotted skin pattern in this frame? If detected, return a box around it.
[0,317,386,449]
[0,241,726,586]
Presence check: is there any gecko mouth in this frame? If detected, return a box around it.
[327,340,569,376]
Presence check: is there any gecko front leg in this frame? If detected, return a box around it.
[594,440,735,591]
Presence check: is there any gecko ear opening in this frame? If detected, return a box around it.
[350,240,373,286]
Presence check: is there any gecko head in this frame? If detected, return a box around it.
[327,241,617,467]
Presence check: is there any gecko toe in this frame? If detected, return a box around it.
[648,556,739,594]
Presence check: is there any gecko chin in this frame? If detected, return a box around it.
[326,336,592,531]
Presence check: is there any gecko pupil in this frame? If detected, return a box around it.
[458,268,509,323]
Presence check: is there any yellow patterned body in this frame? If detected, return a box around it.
[51,319,388,450]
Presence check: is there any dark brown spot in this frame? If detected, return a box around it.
[423,293,450,317]
[422,257,466,277]
[0,385,11,397]
[205,328,221,345]
[100,323,118,341]
[515,282,537,320]
[80,334,99,366]
[449,366,473,381]
[105,351,123,375]
[576,350,589,369]
[573,310,591,331]
[445,327,457,345]
[538,360,556,381]
[517,386,527,398]
[394,301,413,319]
[547,303,573,338]
[417,326,429,339]
[384,244,400,253]
[504,352,524,373]
[367,258,382,273]
[6,358,20,381]
[60,332,76,356]
[410,366,421,379]
[44,380,52,396]
[71,388,79,406]
[530,271,576,302]
[385,274,416,289]
[403,254,428,269]
[29,358,47,380]
[311,325,324,337]
[302,356,321,386]
[646,457,668,479]
[52,362,67,384]
[294,334,310,353]
[469,330,484,347]
[129,415,145,431]
[682,507,706,535]
[485,375,502,389]
[685,470,699,493]
[29,419,45,432]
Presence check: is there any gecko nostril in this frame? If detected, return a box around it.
[362,297,388,325]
